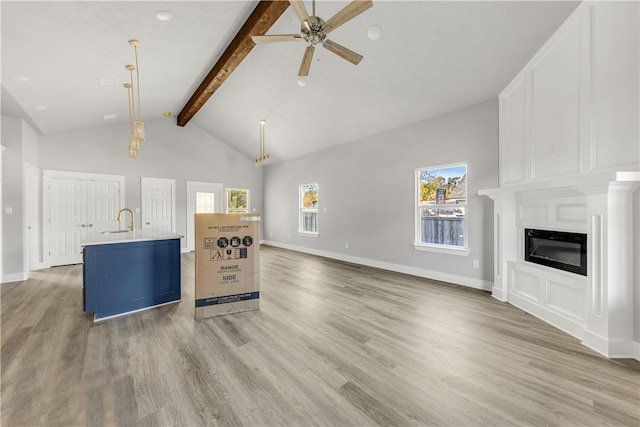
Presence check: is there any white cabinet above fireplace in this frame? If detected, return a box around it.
[499,1,639,188]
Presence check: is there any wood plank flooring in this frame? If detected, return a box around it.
[2,245,639,426]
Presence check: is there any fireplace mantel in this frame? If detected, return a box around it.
[479,170,639,199]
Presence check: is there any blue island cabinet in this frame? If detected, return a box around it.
[83,238,181,321]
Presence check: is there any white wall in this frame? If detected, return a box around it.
[634,189,639,344]
[21,120,38,165]
[1,116,24,279]
[37,118,263,251]
[1,115,38,281]
[263,99,498,288]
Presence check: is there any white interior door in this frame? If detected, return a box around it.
[47,178,88,266]
[88,180,121,232]
[186,181,222,251]
[141,177,175,232]
[43,170,125,267]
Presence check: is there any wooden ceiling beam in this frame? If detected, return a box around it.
[177,0,290,127]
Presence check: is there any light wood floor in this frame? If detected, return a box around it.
[2,245,639,426]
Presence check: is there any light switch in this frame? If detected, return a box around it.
[5,207,13,215]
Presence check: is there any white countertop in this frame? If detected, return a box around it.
[81,229,183,246]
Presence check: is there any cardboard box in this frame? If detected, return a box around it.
[194,213,260,319]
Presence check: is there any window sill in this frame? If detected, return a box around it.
[413,244,470,256]
[299,232,318,238]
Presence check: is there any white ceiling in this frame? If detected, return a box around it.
[2,1,579,162]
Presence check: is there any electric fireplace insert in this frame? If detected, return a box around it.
[524,228,587,276]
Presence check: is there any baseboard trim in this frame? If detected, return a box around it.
[582,330,638,359]
[491,286,507,302]
[261,240,492,291]
[2,272,29,283]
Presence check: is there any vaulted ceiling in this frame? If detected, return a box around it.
[1,1,579,162]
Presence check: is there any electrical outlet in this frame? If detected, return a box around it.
[345,242,349,249]
[473,259,480,268]
[270,232,273,237]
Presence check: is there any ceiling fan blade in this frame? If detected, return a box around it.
[322,39,363,65]
[252,34,302,44]
[322,0,373,34]
[289,0,311,31]
[298,45,315,77]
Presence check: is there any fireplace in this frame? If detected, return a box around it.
[524,228,587,276]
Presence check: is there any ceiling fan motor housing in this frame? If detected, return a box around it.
[301,16,326,45]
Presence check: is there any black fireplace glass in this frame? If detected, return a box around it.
[524,228,587,276]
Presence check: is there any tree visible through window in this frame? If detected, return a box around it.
[299,183,318,234]
[226,188,249,213]
[416,164,467,248]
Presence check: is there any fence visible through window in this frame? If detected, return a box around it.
[420,216,464,246]
[301,211,317,233]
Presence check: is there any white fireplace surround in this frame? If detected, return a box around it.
[481,171,639,359]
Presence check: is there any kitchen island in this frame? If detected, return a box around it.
[82,229,183,321]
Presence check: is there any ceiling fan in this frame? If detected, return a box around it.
[252,0,373,77]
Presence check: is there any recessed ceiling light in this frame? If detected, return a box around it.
[367,25,382,41]
[103,114,117,121]
[10,76,30,83]
[156,10,173,22]
[163,111,171,117]
[33,105,48,112]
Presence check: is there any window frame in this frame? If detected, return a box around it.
[299,183,319,236]
[225,188,250,214]
[413,163,469,256]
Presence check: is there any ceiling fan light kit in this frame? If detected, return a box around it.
[252,0,373,77]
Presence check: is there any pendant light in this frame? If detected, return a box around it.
[124,39,144,158]
[255,119,271,166]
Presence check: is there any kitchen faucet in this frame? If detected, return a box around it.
[117,208,135,231]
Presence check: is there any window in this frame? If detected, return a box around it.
[415,164,467,253]
[299,183,318,235]
[225,188,249,213]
